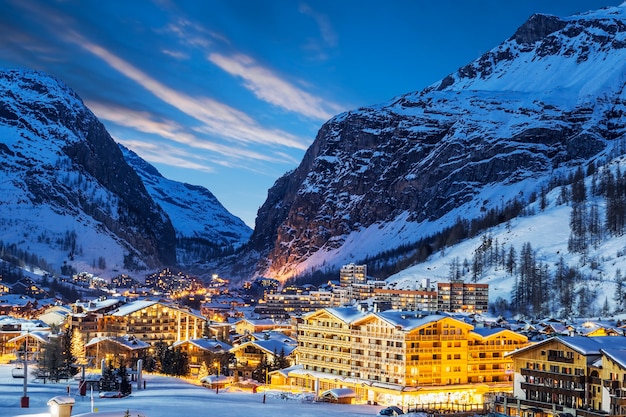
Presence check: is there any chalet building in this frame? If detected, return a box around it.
[8,330,51,361]
[0,294,38,317]
[38,305,72,327]
[85,335,150,367]
[233,318,282,336]
[230,333,296,380]
[172,338,232,376]
[99,300,205,346]
[496,336,626,417]
[12,278,47,298]
[69,298,125,341]
[292,307,528,407]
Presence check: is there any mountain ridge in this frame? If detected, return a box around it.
[0,68,250,275]
[241,4,626,282]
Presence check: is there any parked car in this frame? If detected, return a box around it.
[98,391,128,398]
[379,406,404,416]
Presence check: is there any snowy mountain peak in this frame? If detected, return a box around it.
[241,5,626,283]
[0,69,250,276]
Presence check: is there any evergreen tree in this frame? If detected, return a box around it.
[199,361,209,378]
[99,361,117,392]
[571,166,586,204]
[448,257,461,281]
[252,355,270,383]
[614,269,625,313]
[71,328,85,365]
[272,348,289,370]
[117,363,132,395]
[38,335,65,381]
[588,204,602,248]
[568,202,588,256]
[506,245,516,275]
[471,251,482,283]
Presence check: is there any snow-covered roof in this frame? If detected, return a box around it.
[108,300,205,321]
[74,298,122,312]
[320,388,355,399]
[8,330,51,344]
[272,364,303,378]
[172,338,232,351]
[232,339,296,357]
[303,306,366,323]
[509,336,626,358]
[85,335,149,350]
[603,348,626,369]
[371,311,456,331]
[111,300,158,316]
[249,331,296,345]
[234,318,277,326]
[470,327,523,339]
[0,294,36,307]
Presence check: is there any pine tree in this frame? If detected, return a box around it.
[117,363,131,395]
[506,245,516,275]
[99,361,117,392]
[38,335,64,381]
[199,361,209,378]
[568,202,588,255]
[614,269,625,313]
[71,328,85,365]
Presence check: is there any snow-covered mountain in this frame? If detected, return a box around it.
[0,69,250,275]
[245,4,626,282]
[120,145,252,265]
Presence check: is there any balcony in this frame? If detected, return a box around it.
[521,368,586,384]
[547,353,574,363]
[604,380,621,389]
[611,396,626,406]
[520,382,585,398]
[494,396,565,413]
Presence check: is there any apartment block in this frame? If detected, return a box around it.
[340,264,367,287]
[374,288,438,312]
[437,280,489,313]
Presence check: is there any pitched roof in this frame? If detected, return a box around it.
[303,306,366,323]
[508,335,625,358]
[86,335,149,350]
[232,338,296,357]
[603,348,626,369]
[172,338,232,351]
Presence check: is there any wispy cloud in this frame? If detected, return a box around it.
[209,52,344,121]
[65,32,310,151]
[87,101,299,165]
[116,139,216,173]
[161,49,188,60]
[299,3,337,47]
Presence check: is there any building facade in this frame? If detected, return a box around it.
[294,307,528,407]
[437,281,489,313]
[497,336,626,417]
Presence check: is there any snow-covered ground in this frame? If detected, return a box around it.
[0,365,381,417]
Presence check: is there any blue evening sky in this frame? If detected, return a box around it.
[0,0,621,227]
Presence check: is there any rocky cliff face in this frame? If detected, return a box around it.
[0,69,176,271]
[247,4,626,280]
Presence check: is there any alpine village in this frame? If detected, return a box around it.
[5,3,626,417]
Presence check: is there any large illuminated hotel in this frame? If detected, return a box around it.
[285,306,528,408]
